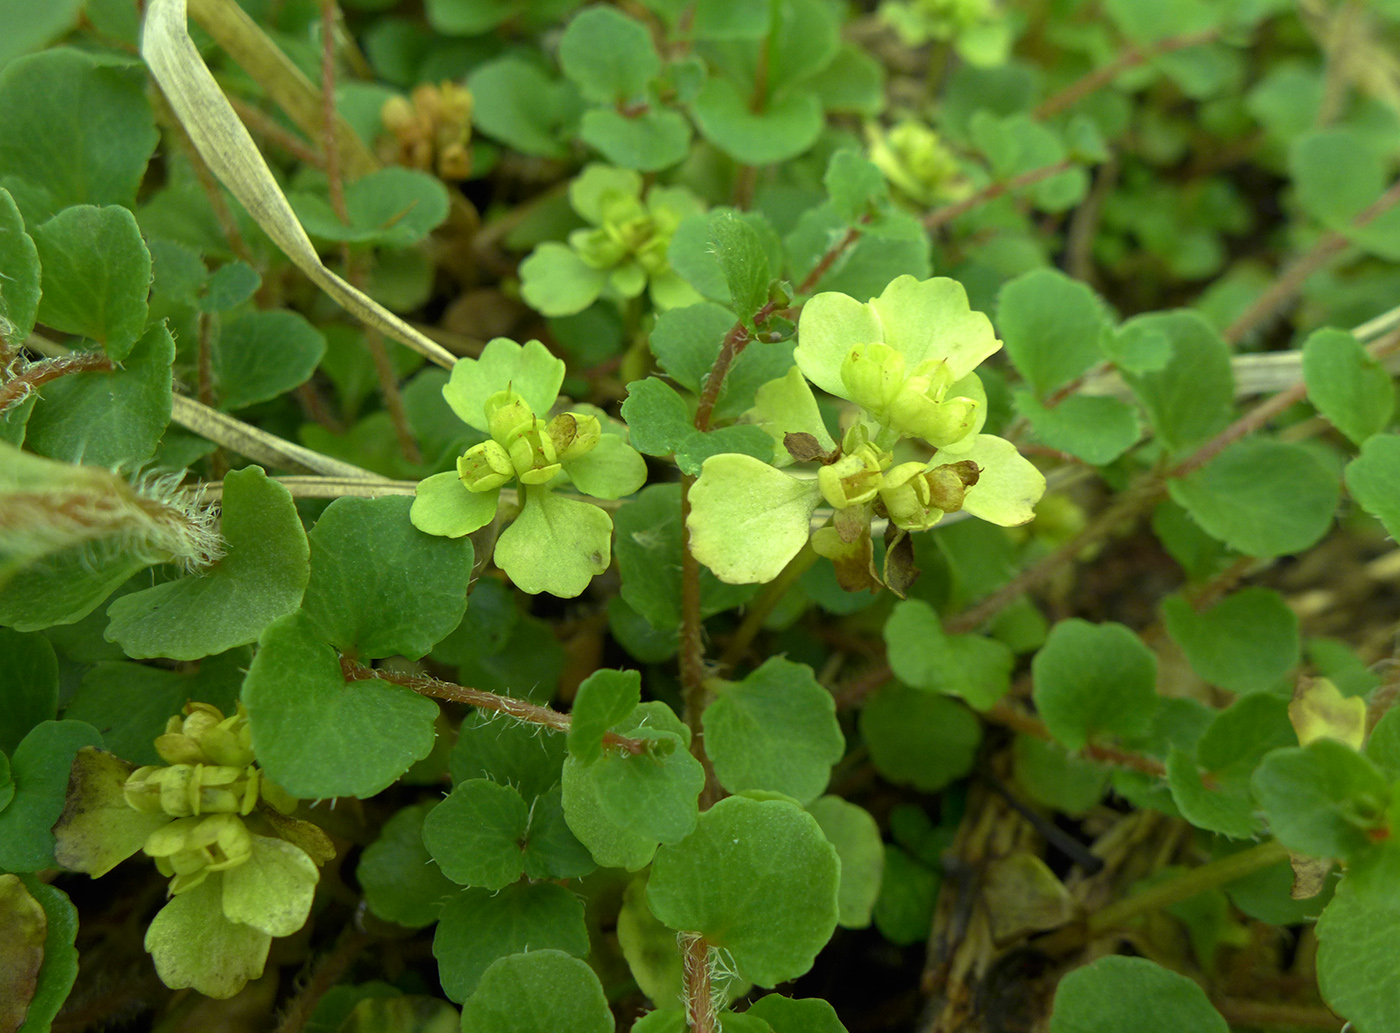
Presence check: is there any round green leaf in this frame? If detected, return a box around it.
[1252,740,1391,861]
[358,800,459,929]
[290,168,449,248]
[996,268,1108,397]
[1317,847,1400,1033]
[214,309,327,411]
[687,453,819,584]
[242,611,439,799]
[33,204,150,361]
[587,728,704,844]
[434,884,590,1003]
[23,324,174,469]
[1049,955,1227,1033]
[1168,438,1340,559]
[858,683,982,792]
[0,49,158,217]
[884,599,1013,711]
[703,657,845,803]
[646,795,840,987]
[1346,433,1400,540]
[561,753,658,871]
[807,796,884,929]
[690,77,823,165]
[1032,619,1158,751]
[468,57,578,160]
[1119,311,1234,453]
[563,434,647,501]
[422,778,529,889]
[747,994,849,1033]
[1013,392,1141,467]
[558,6,659,104]
[567,669,641,764]
[461,950,613,1033]
[450,710,566,803]
[580,108,691,172]
[1302,328,1395,446]
[1160,587,1298,694]
[106,466,310,660]
[303,495,473,660]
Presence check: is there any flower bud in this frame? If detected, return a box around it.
[485,390,536,443]
[878,460,981,531]
[571,227,629,269]
[840,343,907,418]
[547,413,601,463]
[506,419,562,485]
[817,438,891,510]
[146,813,254,893]
[457,440,514,492]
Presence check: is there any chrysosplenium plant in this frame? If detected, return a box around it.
[689,275,1044,590]
[7,0,1400,1031]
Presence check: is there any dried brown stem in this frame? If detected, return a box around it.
[341,659,650,755]
[1033,29,1222,120]
[319,0,348,226]
[228,95,324,168]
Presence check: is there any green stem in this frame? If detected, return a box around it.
[1086,840,1291,936]
[718,542,819,671]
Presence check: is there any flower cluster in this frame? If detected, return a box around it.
[688,275,1045,592]
[866,121,970,208]
[411,337,647,597]
[379,81,474,180]
[519,164,704,316]
[53,703,333,999]
[878,0,1010,67]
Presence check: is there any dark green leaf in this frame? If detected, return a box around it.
[709,210,771,322]
[620,377,774,475]
[1031,619,1158,751]
[703,657,845,804]
[291,168,449,248]
[0,48,157,219]
[199,260,261,313]
[1013,392,1141,466]
[357,800,458,929]
[106,466,309,660]
[558,6,659,103]
[434,885,590,1003]
[996,269,1108,397]
[23,326,173,468]
[1345,433,1400,539]
[580,107,691,172]
[1302,328,1395,446]
[214,309,326,411]
[460,950,612,1033]
[859,683,982,792]
[1160,588,1298,694]
[1119,311,1234,452]
[647,795,840,987]
[690,77,823,165]
[303,496,472,661]
[1252,740,1391,861]
[567,669,641,764]
[468,58,578,159]
[0,187,39,341]
[1049,955,1227,1033]
[884,599,1013,710]
[1316,846,1400,1032]
[242,611,439,799]
[807,796,884,929]
[1168,439,1340,558]
[0,720,102,872]
[650,302,738,393]
[824,150,889,224]
[871,845,938,945]
[422,778,529,889]
[0,628,57,754]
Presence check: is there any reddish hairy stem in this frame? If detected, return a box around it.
[341,659,650,755]
[923,159,1076,232]
[1033,28,1222,119]
[682,933,718,1033]
[0,353,115,411]
[1225,175,1400,343]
